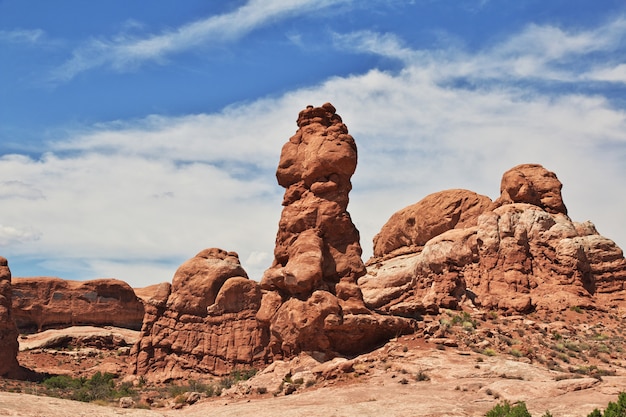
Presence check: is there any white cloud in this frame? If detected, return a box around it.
[333,16,626,84]
[0,225,41,247]
[51,0,352,82]
[586,63,626,83]
[0,180,45,200]
[2,16,626,287]
[0,29,45,44]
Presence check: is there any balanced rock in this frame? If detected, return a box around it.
[0,257,19,376]
[494,163,568,215]
[361,164,626,314]
[12,277,145,332]
[132,249,270,380]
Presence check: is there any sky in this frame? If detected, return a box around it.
[1,0,625,288]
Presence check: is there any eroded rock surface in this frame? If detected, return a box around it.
[362,164,626,315]
[261,102,366,299]
[12,277,145,332]
[132,248,270,380]
[260,103,414,357]
[0,257,19,376]
[372,189,492,260]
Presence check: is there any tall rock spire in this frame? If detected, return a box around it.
[261,102,366,305]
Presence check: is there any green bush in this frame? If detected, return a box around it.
[41,372,126,403]
[485,401,531,417]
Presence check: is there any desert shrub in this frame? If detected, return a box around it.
[485,401,531,417]
[41,372,119,403]
[483,348,497,357]
[43,375,80,390]
[221,368,258,389]
[415,370,430,382]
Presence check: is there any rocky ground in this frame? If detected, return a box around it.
[1,306,625,417]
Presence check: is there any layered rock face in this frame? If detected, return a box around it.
[361,164,626,314]
[133,249,270,380]
[12,278,145,332]
[133,104,414,380]
[0,257,19,376]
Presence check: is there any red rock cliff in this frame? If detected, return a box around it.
[12,277,145,332]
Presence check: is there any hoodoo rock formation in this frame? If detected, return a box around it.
[259,103,413,357]
[361,164,626,315]
[133,104,414,380]
[0,257,19,376]
[11,278,145,332]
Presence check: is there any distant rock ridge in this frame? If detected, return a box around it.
[132,103,414,381]
[11,277,145,332]
[0,257,19,376]
[362,163,626,315]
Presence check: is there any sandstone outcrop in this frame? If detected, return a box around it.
[132,248,270,380]
[133,104,414,380]
[0,257,19,376]
[259,103,414,357]
[12,277,145,332]
[373,189,492,259]
[261,103,366,299]
[362,164,626,314]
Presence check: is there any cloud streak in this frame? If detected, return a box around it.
[0,28,45,44]
[51,0,352,82]
[334,16,626,84]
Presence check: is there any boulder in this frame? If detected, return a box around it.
[0,257,19,376]
[493,163,567,215]
[11,277,145,332]
[372,189,492,259]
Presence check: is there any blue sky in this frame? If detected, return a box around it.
[1,0,625,287]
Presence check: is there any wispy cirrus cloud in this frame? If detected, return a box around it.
[333,16,626,83]
[51,0,352,82]
[0,28,45,44]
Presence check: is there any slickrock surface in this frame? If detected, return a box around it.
[0,257,19,376]
[12,277,145,332]
[362,164,626,315]
[5,331,626,417]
